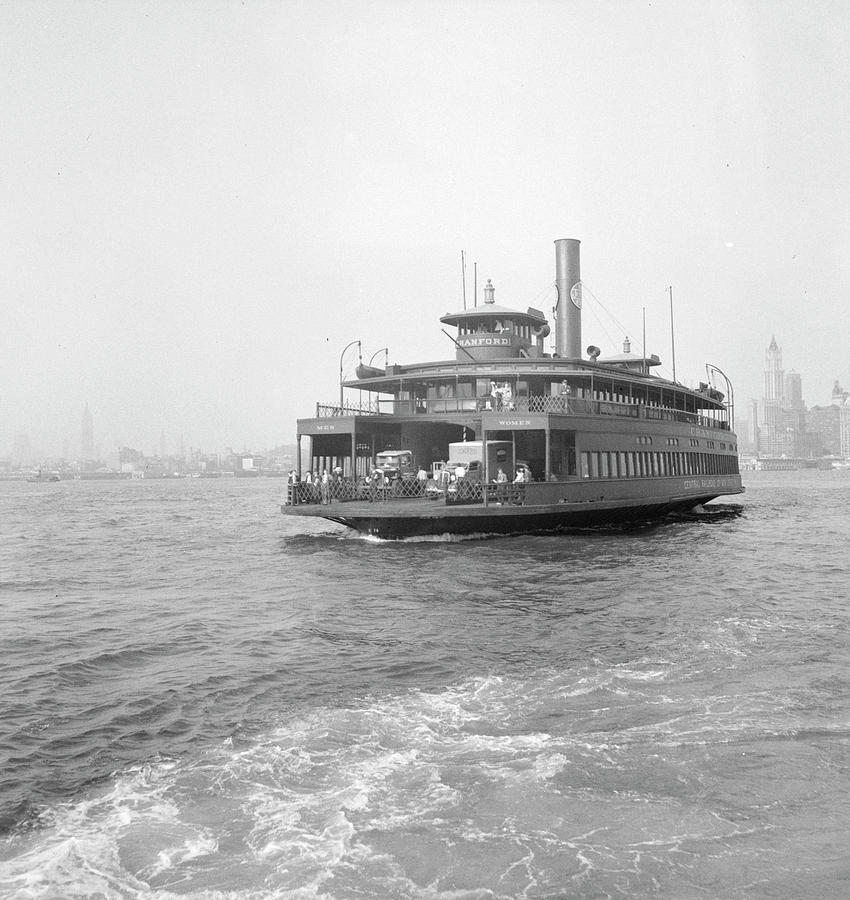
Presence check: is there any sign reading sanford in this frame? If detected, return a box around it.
[457,336,510,347]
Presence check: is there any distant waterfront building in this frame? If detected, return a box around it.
[807,381,850,458]
[807,404,841,456]
[81,403,95,462]
[785,371,803,409]
[841,402,850,459]
[735,412,757,454]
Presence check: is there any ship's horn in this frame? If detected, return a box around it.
[586,345,601,360]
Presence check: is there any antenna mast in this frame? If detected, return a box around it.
[642,307,647,375]
[668,285,677,383]
[461,251,467,310]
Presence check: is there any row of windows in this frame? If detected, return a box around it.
[581,450,740,479]
[637,434,737,451]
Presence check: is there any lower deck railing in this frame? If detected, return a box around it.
[284,469,741,510]
[285,478,529,507]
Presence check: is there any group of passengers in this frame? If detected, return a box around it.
[288,467,344,505]
[488,381,513,412]
[289,462,530,505]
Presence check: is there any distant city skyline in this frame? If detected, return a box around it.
[3,330,845,467]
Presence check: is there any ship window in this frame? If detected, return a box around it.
[590,453,600,478]
[581,452,591,478]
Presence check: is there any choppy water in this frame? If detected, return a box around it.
[1,471,850,898]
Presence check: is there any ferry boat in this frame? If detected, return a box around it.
[282,238,743,538]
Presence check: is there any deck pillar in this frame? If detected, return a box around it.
[482,428,489,507]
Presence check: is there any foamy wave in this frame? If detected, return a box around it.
[0,666,784,897]
[353,530,506,544]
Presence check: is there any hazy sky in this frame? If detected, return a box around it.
[3,0,849,457]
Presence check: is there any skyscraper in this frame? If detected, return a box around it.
[785,371,803,410]
[759,336,783,455]
[758,337,806,458]
[81,403,94,462]
[763,336,784,403]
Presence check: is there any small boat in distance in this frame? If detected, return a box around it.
[282,237,743,538]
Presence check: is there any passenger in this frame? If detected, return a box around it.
[560,380,570,411]
[455,463,466,481]
[369,467,381,501]
[513,467,526,483]
[416,466,428,495]
[491,381,503,411]
[494,467,508,504]
[320,470,331,504]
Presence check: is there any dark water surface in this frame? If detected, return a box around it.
[1,471,850,898]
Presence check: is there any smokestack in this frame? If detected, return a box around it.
[554,238,581,358]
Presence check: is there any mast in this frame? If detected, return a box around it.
[461,251,467,310]
[668,285,677,383]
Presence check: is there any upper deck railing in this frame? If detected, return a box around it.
[315,394,730,430]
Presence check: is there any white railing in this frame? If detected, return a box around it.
[315,394,730,430]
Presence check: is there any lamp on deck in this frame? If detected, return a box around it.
[339,340,361,413]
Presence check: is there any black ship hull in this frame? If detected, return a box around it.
[284,491,736,539]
